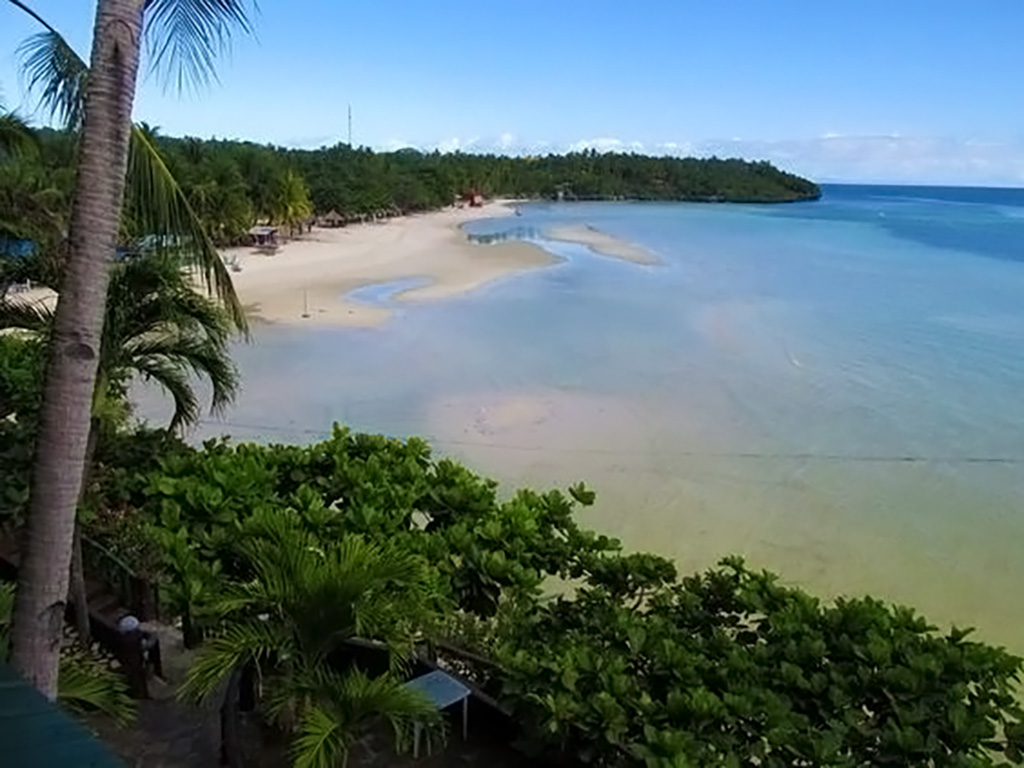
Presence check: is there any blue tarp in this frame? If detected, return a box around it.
[0,234,36,258]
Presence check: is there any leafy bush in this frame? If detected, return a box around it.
[493,557,1024,767]
[50,425,1024,766]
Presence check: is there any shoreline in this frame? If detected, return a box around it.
[544,224,660,265]
[224,201,558,328]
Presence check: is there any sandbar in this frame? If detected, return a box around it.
[545,224,660,265]
[223,202,558,327]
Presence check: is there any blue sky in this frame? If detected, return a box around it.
[3,0,1024,185]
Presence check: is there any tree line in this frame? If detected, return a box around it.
[9,127,821,249]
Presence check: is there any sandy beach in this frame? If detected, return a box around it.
[545,224,660,265]
[223,202,558,327]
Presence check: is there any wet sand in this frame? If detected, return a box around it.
[545,224,661,264]
[224,202,558,326]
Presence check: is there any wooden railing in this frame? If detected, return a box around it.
[80,534,160,622]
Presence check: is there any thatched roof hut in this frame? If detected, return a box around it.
[319,210,346,228]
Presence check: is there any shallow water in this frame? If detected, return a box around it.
[142,185,1024,650]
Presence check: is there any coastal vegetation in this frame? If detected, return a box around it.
[0,375,1022,764]
[9,130,819,248]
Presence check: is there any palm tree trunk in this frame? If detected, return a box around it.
[68,416,101,646]
[10,0,144,699]
[68,525,91,645]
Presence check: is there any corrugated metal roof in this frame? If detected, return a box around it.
[0,664,124,767]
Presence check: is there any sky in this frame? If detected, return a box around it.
[2,0,1024,185]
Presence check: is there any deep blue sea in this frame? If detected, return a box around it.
[149,184,1024,649]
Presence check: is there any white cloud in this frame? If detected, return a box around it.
[368,132,1024,185]
[697,135,1024,185]
[381,138,416,152]
[655,140,694,156]
[435,136,481,153]
[568,137,625,153]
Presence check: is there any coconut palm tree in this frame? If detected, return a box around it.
[276,169,315,236]
[181,528,445,768]
[1,251,238,642]
[5,0,252,697]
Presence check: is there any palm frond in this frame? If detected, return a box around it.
[127,125,247,331]
[57,647,137,727]
[127,330,238,411]
[0,294,53,335]
[290,670,442,768]
[131,353,201,430]
[291,702,347,768]
[144,0,253,92]
[180,619,294,703]
[17,30,87,131]
[0,112,38,157]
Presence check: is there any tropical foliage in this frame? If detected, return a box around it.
[57,425,1023,767]
[0,252,238,432]
[8,128,819,250]
[180,527,444,767]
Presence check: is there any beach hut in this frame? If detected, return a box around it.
[247,225,279,247]
[463,188,484,207]
[319,210,346,228]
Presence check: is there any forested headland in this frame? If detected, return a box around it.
[10,128,820,248]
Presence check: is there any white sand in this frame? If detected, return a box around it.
[223,202,558,327]
[545,224,660,265]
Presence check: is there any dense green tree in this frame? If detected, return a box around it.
[65,424,1023,766]
[8,125,820,252]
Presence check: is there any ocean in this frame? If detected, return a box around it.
[151,185,1024,650]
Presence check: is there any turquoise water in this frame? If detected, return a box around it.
[166,186,1024,649]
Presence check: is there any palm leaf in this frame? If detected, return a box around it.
[0,294,53,335]
[0,111,38,157]
[180,619,294,703]
[17,30,87,131]
[144,0,254,92]
[131,353,202,431]
[290,670,442,768]
[12,16,247,331]
[57,647,137,727]
[292,702,347,768]
[127,125,248,331]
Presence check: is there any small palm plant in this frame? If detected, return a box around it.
[180,528,446,768]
